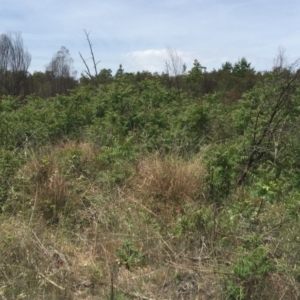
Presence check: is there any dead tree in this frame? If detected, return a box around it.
[46,46,77,95]
[164,46,185,90]
[79,30,101,85]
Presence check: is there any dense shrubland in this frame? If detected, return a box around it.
[1,48,300,299]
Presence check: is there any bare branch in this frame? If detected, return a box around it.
[79,51,92,79]
[46,46,77,95]
[164,46,185,90]
[0,31,31,97]
[83,30,100,77]
[165,46,183,77]
[237,51,300,185]
[79,30,101,85]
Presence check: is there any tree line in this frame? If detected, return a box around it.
[0,31,273,102]
[0,32,77,98]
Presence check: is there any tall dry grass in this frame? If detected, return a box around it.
[127,154,206,222]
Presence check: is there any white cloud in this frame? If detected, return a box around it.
[124,49,168,73]
[123,48,197,73]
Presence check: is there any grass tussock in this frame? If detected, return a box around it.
[127,155,206,222]
[134,155,206,202]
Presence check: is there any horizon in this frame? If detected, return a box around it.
[1,0,300,76]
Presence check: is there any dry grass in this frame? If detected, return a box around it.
[1,144,300,299]
[0,217,74,299]
[133,155,206,203]
[127,154,206,224]
[11,151,75,223]
[7,141,102,222]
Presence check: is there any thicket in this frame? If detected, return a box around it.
[1,53,300,299]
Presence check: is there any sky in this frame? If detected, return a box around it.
[1,0,300,77]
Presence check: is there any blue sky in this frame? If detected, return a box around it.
[1,0,299,76]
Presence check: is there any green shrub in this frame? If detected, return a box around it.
[224,246,275,299]
[116,240,144,269]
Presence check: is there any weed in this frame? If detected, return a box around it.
[116,240,144,270]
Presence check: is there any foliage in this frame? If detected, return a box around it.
[204,144,239,203]
[116,240,144,269]
[224,246,275,299]
[0,149,22,204]
[1,53,300,299]
[234,67,300,185]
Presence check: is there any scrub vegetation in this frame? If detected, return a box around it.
[1,33,300,299]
